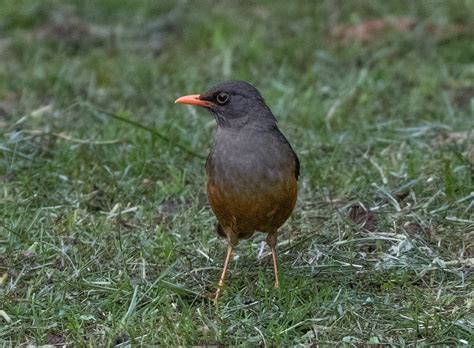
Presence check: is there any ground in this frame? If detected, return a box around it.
[0,0,473,346]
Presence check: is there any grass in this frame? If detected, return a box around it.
[0,0,473,345]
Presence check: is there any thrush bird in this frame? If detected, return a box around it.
[175,80,299,300]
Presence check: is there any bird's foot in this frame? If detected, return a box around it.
[213,288,222,304]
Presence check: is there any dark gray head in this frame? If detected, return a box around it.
[175,80,276,128]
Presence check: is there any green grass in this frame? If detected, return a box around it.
[1,0,473,345]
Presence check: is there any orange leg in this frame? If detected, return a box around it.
[271,246,279,289]
[214,244,233,302]
[266,233,279,289]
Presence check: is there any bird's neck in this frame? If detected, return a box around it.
[213,114,249,129]
[214,111,277,131]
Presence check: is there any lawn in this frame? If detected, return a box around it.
[0,0,473,345]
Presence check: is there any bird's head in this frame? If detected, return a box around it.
[175,80,276,128]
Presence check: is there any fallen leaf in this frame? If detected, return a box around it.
[329,16,416,43]
[403,221,432,242]
[348,203,376,232]
[329,19,385,43]
[329,17,471,43]
[47,332,65,345]
[433,130,474,147]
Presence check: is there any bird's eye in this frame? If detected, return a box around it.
[216,92,229,105]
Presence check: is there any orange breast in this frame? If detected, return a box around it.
[207,174,297,236]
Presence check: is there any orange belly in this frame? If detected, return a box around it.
[207,176,297,237]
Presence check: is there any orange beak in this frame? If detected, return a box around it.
[175,94,212,108]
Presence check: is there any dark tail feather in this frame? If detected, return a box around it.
[216,223,226,238]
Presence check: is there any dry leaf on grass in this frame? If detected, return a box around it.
[47,332,66,346]
[329,16,471,43]
[348,203,376,232]
[432,130,474,147]
[403,221,432,242]
[329,16,416,43]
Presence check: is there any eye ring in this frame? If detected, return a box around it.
[216,92,229,105]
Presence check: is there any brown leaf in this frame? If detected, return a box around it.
[329,16,416,43]
[329,19,385,43]
[47,332,65,346]
[328,17,471,43]
[348,204,376,232]
[403,221,432,242]
[433,130,474,147]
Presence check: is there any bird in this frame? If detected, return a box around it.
[175,80,299,301]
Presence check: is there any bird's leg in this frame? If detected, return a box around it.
[266,232,279,289]
[214,244,233,302]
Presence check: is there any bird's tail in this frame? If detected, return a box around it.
[216,222,226,238]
